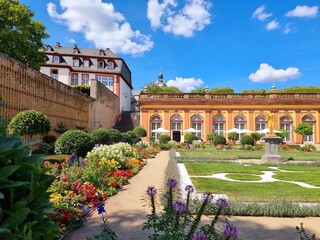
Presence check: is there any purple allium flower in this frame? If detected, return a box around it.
[202,192,214,201]
[192,231,208,240]
[70,153,76,166]
[215,198,229,208]
[185,185,194,193]
[167,178,178,188]
[146,186,157,197]
[224,223,238,239]
[97,203,106,215]
[173,200,187,214]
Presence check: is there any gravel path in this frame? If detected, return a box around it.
[66,152,320,240]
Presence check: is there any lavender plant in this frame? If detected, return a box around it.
[143,178,238,240]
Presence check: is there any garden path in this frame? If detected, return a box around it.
[66,152,320,240]
[65,150,170,240]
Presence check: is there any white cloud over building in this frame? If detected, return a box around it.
[249,63,301,83]
[47,0,154,55]
[167,77,204,92]
[147,0,211,37]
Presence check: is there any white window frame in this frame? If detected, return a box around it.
[71,73,78,85]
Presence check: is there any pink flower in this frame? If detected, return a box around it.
[61,177,68,182]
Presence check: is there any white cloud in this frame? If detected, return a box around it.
[252,5,272,21]
[166,77,204,92]
[283,24,291,34]
[47,0,154,55]
[286,5,319,18]
[147,0,211,37]
[249,63,301,83]
[69,38,76,43]
[266,20,280,31]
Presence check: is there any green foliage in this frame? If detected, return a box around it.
[209,87,234,94]
[72,85,90,95]
[0,0,49,70]
[121,131,141,145]
[251,132,262,142]
[143,83,182,93]
[184,133,198,144]
[227,132,239,141]
[240,135,254,146]
[191,88,206,93]
[159,143,172,150]
[133,126,147,137]
[276,129,289,142]
[159,134,171,144]
[206,134,214,142]
[213,135,227,146]
[106,128,122,144]
[241,89,269,93]
[294,122,313,137]
[90,128,110,145]
[276,86,320,93]
[149,136,155,143]
[296,223,316,240]
[55,130,94,157]
[0,120,59,239]
[8,110,51,137]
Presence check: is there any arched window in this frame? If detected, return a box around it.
[213,115,225,136]
[280,116,292,142]
[302,115,315,142]
[150,115,162,140]
[191,115,203,139]
[171,114,182,131]
[234,115,246,138]
[255,115,267,138]
[171,114,182,142]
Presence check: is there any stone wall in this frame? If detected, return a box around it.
[89,79,119,131]
[0,53,119,142]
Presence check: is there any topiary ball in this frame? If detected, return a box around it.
[55,130,94,157]
[240,135,254,146]
[213,135,227,146]
[90,128,110,145]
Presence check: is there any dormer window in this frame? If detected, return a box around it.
[97,60,105,68]
[53,55,60,63]
[73,58,80,67]
[83,59,90,68]
[107,60,114,69]
[47,45,54,51]
[99,50,105,56]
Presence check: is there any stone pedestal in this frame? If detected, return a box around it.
[262,136,282,163]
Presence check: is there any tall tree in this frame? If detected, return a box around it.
[0,0,49,70]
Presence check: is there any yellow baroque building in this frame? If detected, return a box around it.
[139,92,320,146]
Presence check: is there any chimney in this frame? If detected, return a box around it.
[56,42,60,47]
[106,48,110,51]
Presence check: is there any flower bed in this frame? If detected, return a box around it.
[45,142,158,235]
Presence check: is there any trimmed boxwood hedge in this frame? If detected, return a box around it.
[55,130,94,157]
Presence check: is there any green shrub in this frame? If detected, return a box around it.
[240,135,254,146]
[0,120,58,239]
[106,128,122,144]
[55,130,94,157]
[227,132,239,142]
[149,136,155,143]
[251,132,262,142]
[72,85,90,95]
[133,126,147,137]
[90,128,110,145]
[8,110,51,137]
[206,134,214,142]
[302,143,317,152]
[121,131,141,145]
[184,134,198,144]
[213,135,226,145]
[159,143,171,150]
[159,134,171,144]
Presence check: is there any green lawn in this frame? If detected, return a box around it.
[178,149,320,160]
[183,162,320,202]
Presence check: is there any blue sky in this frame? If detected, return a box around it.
[20,0,320,92]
